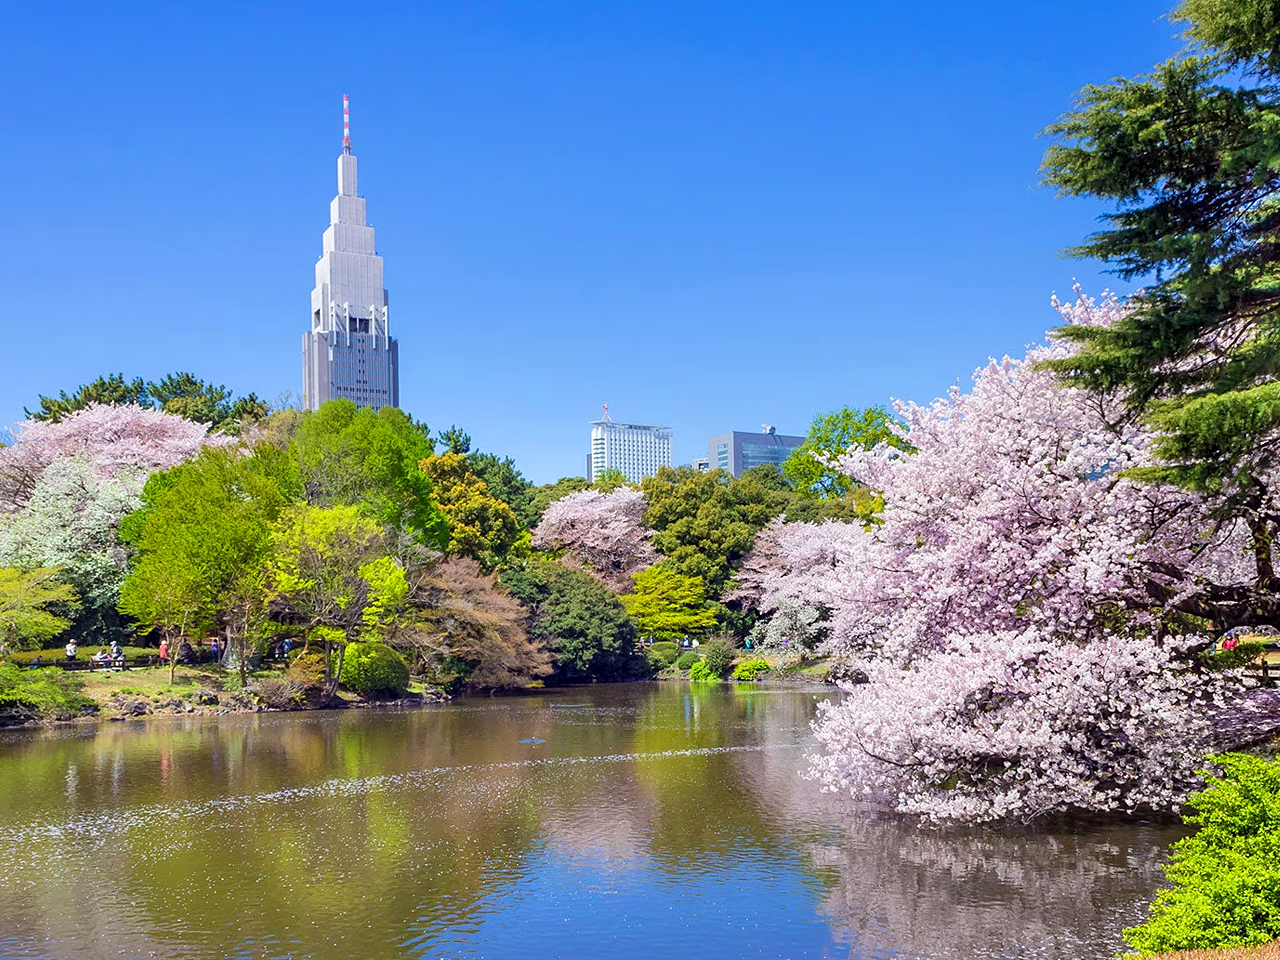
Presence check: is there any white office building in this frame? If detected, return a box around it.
[302,95,400,411]
[589,415,672,484]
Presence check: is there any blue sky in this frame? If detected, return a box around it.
[7,1,1180,483]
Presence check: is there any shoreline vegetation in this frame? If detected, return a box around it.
[0,650,835,729]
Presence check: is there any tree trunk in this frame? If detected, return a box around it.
[1252,515,1279,593]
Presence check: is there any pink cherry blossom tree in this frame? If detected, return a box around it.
[532,487,659,591]
[0,403,224,511]
[746,290,1269,821]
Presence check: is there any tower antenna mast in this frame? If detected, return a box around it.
[343,94,351,153]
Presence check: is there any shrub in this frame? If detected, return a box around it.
[252,676,303,709]
[648,641,679,666]
[732,658,771,681]
[644,648,669,674]
[0,663,92,721]
[688,660,719,683]
[702,641,736,679]
[1124,754,1280,955]
[339,642,410,697]
[1207,641,1266,671]
[675,651,701,671]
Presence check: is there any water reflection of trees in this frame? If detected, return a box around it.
[0,686,1178,960]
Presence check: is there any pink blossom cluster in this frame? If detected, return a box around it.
[810,630,1237,823]
[0,403,224,511]
[532,487,658,590]
[755,291,1252,665]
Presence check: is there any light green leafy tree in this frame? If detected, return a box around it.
[119,444,301,683]
[782,406,906,498]
[0,568,77,654]
[264,504,409,687]
[621,563,718,640]
[291,400,449,553]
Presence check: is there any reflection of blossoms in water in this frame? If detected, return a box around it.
[807,819,1180,960]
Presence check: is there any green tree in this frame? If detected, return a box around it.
[1041,0,1280,610]
[264,504,408,686]
[621,563,718,640]
[419,453,524,570]
[0,568,77,653]
[119,445,301,683]
[26,371,268,431]
[292,400,449,552]
[782,406,905,498]
[641,466,788,596]
[26,374,148,422]
[438,425,472,455]
[468,451,537,529]
[501,561,641,681]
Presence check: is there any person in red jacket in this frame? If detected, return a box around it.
[158,639,169,663]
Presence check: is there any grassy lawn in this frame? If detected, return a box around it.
[76,664,229,703]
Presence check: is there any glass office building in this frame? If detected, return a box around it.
[706,427,804,477]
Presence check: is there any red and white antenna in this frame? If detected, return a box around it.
[342,94,351,152]
[602,403,611,421]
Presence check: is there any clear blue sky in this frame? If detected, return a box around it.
[7,1,1180,484]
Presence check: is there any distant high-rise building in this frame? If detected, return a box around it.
[707,425,804,477]
[302,95,399,412]
[590,408,672,484]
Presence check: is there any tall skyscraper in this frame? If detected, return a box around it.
[302,95,400,412]
[589,408,672,483]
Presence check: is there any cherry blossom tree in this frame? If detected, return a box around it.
[532,488,658,591]
[0,403,223,511]
[757,292,1255,667]
[746,291,1270,822]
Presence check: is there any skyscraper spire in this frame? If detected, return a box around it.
[303,96,400,412]
[343,94,351,154]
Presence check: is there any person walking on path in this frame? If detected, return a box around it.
[64,640,77,662]
[158,639,169,664]
[210,638,220,663]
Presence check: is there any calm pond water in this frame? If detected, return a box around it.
[0,682,1178,960]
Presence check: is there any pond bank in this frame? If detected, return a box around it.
[0,662,450,729]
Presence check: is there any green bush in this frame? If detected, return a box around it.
[688,660,720,683]
[1206,641,1266,670]
[674,651,701,671]
[648,641,680,666]
[702,641,736,679]
[732,658,771,681]
[339,642,410,697]
[1124,753,1280,955]
[0,663,92,720]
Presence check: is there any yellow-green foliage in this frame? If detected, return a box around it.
[1126,755,1280,955]
[732,657,770,681]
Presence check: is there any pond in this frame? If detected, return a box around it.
[0,682,1178,960]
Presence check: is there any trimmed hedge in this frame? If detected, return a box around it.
[5,646,157,666]
[648,641,680,666]
[674,651,701,671]
[688,660,719,683]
